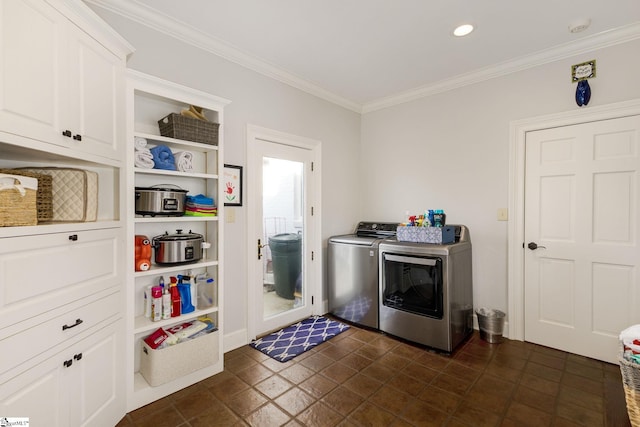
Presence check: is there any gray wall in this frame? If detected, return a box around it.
[93,4,640,342]
[360,39,640,322]
[91,8,362,343]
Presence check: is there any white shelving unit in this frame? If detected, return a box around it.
[125,70,230,411]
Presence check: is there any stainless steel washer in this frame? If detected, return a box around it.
[327,222,398,329]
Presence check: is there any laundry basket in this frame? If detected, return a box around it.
[620,325,640,426]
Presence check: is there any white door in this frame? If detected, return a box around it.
[524,115,640,363]
[247,126,320,337]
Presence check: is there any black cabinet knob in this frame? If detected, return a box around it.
[73,134,82,141]
[62,130,72,137]
[69,234,78,241]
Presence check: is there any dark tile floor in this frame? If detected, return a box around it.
[117,323,631,427]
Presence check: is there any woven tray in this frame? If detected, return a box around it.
[0,168,53,222]
[158,113,219,145]
[620,350,640,426]
[0,175,37,226]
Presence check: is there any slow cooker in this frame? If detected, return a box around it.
[135,185,187,216]
[152,229,209,265]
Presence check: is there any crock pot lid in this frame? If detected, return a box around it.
[155,230,203,241]
[135,186,188,193]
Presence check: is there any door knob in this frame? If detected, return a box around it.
[527,242,546,250]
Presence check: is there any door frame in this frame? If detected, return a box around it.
[508,98,640,341]
[246,124,322,340]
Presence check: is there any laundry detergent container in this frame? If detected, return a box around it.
[269,233,302,300]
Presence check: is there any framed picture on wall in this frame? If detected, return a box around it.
[223,164,243,206]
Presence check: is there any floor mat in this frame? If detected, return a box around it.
[250,315,350,362]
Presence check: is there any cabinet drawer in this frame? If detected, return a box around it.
[0,228,121,328]
[0,291,120,381]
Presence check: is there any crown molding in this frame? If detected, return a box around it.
[84,0,363,113]
[362,22,640,113]
[85,0,640,115]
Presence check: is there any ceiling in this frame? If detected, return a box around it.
[88,0,640,112]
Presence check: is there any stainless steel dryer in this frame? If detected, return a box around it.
[378,225,473,352]
[327,222,398,329]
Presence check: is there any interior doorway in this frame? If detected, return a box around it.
[246,125,321,338]
[508,99,640,363]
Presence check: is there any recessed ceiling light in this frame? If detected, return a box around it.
[453,24,474,37]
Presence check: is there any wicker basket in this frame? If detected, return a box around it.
[620,348,640,426]
[0,174,38,226]
[158,113,219,145]
[0,168,53,222]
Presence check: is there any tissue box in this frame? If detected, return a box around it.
[396,226,455,244]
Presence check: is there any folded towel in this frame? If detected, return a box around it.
[186,194,214,205]
[174,151,194,172]
[134,137,148,150]
[150,145,176,171]
[134,150,155,169]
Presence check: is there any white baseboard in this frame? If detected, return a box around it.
[224,328,249,353]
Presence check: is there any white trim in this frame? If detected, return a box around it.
[84,0,361,113]
[245,124,322,340]
[85,0,640,113]
[508,98,640,341]
[363,23,640,113]
[224,329,248,353]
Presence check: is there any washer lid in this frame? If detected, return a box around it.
[329,234,379,246]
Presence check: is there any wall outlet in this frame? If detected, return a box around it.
[497,208,508,221]
[226,207,235,223]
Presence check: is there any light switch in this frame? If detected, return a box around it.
[226,207,235,223]
[497,208,508,221]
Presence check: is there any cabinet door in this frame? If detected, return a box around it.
[0,321,124,427]
[0,0,67,146]
[67,23,124,160]
[0,347,69,426]
[69,321,124,427]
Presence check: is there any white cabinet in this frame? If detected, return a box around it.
[0,0,132,425]
[0,0,130,161]
[126,70,230,411]
[0,320,124,427]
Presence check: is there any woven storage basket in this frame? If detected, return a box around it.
[0,174,38,226]
[620,348,640,426]
[0,168,53,222]
[158,113,219,145]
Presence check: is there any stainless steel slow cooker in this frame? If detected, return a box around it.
[135,185,187,216]
[152,229,208,265]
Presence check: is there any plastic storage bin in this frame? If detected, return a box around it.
[269,233,302,300]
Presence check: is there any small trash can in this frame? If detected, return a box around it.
[476,308,506,343]
[269,233,302,300]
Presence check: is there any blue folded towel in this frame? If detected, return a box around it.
[186,194,215,206]
[150,145,176,171]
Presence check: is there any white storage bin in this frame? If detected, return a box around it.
[140,329,219,386]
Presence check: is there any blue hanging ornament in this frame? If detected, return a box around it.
[575,80,591,107]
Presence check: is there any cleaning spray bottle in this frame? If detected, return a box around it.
[169,276,181,317]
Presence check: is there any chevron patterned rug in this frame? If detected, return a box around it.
[250,316,350,362]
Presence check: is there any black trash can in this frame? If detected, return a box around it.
[269,233,302,300]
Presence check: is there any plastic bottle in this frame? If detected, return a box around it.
[196,274,215,309]
[170,278,181,317]
[144,285,153,318]
[162,288,171,320]
[151,286,162,322]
